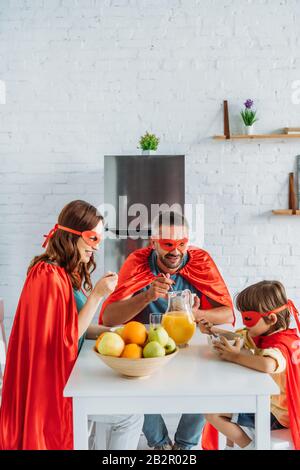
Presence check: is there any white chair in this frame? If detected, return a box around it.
[90,420,108,450]
[0,298,8,402]
[87,417,109,450]
[217,427,293,450]
[271,428,294,450]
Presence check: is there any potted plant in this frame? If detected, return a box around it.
[240,99,258,135]
[138,132,160,155]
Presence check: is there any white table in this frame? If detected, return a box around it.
[64,331,279,450]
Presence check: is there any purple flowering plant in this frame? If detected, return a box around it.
[240,99,258,126]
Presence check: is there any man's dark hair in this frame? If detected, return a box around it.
[151,210,189,237]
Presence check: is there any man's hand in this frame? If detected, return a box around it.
[192,296,211,324]
[146,274,174,302]
[191,295,200,319]
[192,308,207,323]
[213,336,242,362]
[191,296,212,323]
[198,318,214,335]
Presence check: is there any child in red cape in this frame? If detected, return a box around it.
[202,280,300,450]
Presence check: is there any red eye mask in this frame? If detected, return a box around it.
[42,224,102,248]
[156,238,189,252]
[241,299,300,331]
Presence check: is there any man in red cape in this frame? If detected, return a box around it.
[0,262,78,450]
[100,213,234,328]
[99,211,234,450]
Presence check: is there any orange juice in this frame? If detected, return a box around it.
[162,311,196,345]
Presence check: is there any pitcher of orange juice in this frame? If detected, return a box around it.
[162,289,196,347]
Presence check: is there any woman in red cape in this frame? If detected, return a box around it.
[0,200,118,450]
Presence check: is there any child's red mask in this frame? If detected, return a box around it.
[42,224,102,248]
[155,238,189,252]
[241,299,300,332]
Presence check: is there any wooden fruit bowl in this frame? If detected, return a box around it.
[94,347,178,378]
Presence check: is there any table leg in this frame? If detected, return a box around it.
[255,395,271,450]
[73,398,89,450]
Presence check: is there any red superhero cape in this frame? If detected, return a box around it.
[0,261,78,450]
[202,328,300,450]
[253,329,300,450]
[99,246,234,324]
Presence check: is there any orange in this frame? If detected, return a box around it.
[121,321,148,346]
[121,343,143,359]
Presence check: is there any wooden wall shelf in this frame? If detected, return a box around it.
[215,101,300,140]
[272,210,300,216]
[214,134,300,140]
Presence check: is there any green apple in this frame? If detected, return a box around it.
[148,326,169,347]
[143,341,166,358]
[165,337,176,355]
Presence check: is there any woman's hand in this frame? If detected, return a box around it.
[213,337,242,362]
[78,273,118,338]
[93,272,118,298]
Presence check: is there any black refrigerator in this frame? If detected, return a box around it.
[104,154,185,273]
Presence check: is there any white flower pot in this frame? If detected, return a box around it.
[142,150,157,155]
[245,125,255,135]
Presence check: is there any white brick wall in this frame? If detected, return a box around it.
[1,0,300,335]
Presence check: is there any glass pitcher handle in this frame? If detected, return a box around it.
[183,289,193,310]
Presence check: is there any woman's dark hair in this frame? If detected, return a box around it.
[236,280,290,333]
[28,200,103,291]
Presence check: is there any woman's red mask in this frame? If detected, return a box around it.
[241,299,300,332]
[155,238,189,252]
[42,224,102,248]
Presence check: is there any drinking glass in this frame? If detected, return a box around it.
[149,313,163,329]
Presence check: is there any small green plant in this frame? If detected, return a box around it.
[138,132,160,151]
[240,99,258,126]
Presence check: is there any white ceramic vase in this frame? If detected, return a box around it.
[142,150,157,155]
[245,125,255,135]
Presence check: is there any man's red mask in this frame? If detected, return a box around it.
[155,238,189,252]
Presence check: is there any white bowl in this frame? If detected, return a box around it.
[207,330,244,351]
